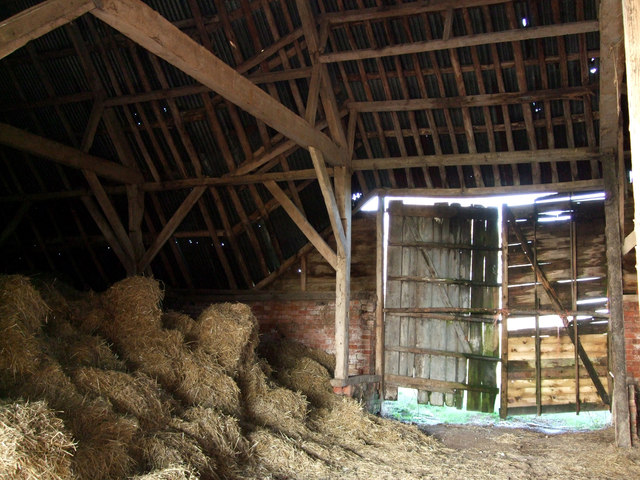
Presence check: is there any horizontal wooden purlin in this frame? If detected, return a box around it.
[321,0,506,24]
[0,123,143,184]
[329,375,381,387]
[509,323,609,338]
[385,374,499,395]
[385,312,499,324]
[388,241,501,251]
[385,307,500,315]
[0,171,605,203]
[92,0,346,166]
[352,148,598,170]
[506,403,607,416]
[507,309,609,319]
[349,86,596,112]
[165,289,375,303]
[0,0,94,60]
[320,21,599,63]
[385,345,500,363]
[387,275,500,288]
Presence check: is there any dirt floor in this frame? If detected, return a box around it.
[418,423,640,479]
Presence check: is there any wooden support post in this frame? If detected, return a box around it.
[334,165,352,381]
[500,204,509,419]
[570,208,580,414]
[375,196,385,392]
[300,256,307,291]
[603,152,632,447]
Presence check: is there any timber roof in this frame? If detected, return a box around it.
[0,0,626,291]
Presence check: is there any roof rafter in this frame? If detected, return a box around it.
[0,122,143,184]
[91,0,346,165]
[0,0,94,60]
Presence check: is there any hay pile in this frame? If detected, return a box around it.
[0,400,75,480]
[2,274,639,480]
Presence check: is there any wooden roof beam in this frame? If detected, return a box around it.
[350,86,595,112]
[91,0,346,165]
[0,122,143,184]
[319,21,598,63]
[321,0,505,24]
[0,0,94,60]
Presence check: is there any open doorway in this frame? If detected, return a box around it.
[364,191,612,428]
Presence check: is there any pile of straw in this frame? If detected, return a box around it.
[194,303,257,375]
[0,400,75,480]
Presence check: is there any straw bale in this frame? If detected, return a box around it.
[72,368,174,430]
[0,322,43,390]
[0,275,49,332]
[162,311,197,342]
[236,358,269,405]
[68,404,138,480]
[171,406,245,477]
[101,276,164,338]
[310,397,375,442]
[276,357,336,409]
[137,431,219,480]
[131,466,199,480]
[0,400,75,480]
[57,334,125,371]
[247,387,308,436]
[18,360,84,413]
[69,296,108,335]
[248,428,331,480]
[261,339,335,377]
[194,303,257,375]
[176,350,240,415]
[114,329,185,389]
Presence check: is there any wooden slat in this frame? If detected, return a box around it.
[349,86,595,112]
[385,374,499,395]
[0,0,94,60]
[0,123,142,184]
[92,0,345,165]
[0,202,30,247]
[319,21,599,63]
[137,187,206,271]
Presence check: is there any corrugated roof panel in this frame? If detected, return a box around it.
[42,55,90,96]
[231,17,256,60]
[11,62,47,101]
[146,0,194,22]
[184,119,227,176]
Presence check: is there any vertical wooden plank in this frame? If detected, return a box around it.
[467,216,486,411]
[570,208,580,414]
[376,197,385,392]
[534,202,542,416]
[480,215,500,412]
[500,205,510,418]
[429,215,445,407]
[603,150,632,446]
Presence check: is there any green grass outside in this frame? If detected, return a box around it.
[381,388,611,432]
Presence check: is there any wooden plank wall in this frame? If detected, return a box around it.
[269,212,376,292]
[384,203,500,411]
[505,196,609,413]
[507,323,608,410]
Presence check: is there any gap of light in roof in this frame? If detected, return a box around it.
[360,191,604,212]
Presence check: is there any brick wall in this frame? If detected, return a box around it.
[170,295,377,377]
[624,296,640,384]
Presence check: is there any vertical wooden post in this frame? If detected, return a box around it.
[500,204,509,418]
[376,196,386,391]
[533,202,542,416]
[334,166,352,381]
[570,208,580,414]
[604,152,632,447]
[300,256,307,292]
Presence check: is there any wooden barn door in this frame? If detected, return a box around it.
[384,201,500,412]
